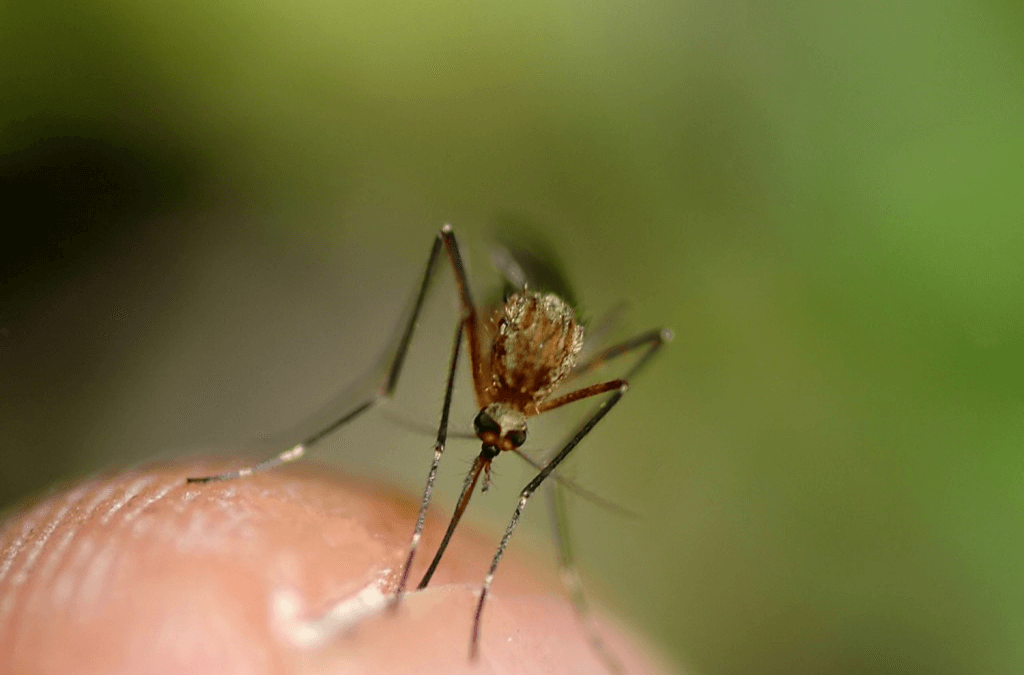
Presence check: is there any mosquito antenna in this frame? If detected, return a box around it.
[511,449,640,519]
[379,407,476,441]
[379,408,639,518]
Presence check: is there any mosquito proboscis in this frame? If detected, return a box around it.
[186,225,671,669]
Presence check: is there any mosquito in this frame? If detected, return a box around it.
[186,224,671,666]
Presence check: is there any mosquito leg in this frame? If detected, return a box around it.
[547,475,625,673]
[184,400,374,483]
[390,321,463,605]
[186,225,478,484]
[417,453,489,589]
[534,379,624,414]
[508,325,667,447]
[437,225,487,404]
[525,327,672,664]
[470,384,627,659]
[569,327,673,384]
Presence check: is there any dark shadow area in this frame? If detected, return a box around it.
[0,125,195,302]
[0,124,198,507]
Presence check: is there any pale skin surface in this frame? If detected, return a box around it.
[0,462,678,675]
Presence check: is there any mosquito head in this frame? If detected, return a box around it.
[473,402,528,457]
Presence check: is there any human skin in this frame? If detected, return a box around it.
[0,462,677,675]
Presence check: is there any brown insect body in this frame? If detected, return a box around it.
[484,290,584,414]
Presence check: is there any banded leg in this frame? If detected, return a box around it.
[186,225,480,484]
[391,321,463,604]
[470,383,628,659]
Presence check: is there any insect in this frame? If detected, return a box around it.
[186,225,671,666]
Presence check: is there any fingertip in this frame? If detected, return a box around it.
[0,462,682,674]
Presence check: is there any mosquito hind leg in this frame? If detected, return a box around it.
[546,478,623,674]
[569,327,673,384]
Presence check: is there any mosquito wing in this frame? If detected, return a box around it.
[491,218,635,360]
[491,216,580,310]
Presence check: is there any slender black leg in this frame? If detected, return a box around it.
[186,225,476,484]
[569,327,673,384]
[417,452,489,589]
[390,321,463,604]
[184,400,375,483]
[469,384,628,658]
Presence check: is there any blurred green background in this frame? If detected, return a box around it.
[2,0,1023,673]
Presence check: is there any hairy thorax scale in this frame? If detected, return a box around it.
[485,291,584,412]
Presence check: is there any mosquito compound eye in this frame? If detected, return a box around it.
[473,410,501,438]
[505,428,527,448]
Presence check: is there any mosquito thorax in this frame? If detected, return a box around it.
[488,291,584,409]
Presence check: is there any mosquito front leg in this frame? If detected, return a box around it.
[512,448,638,518]
[418,453,489,589]
[391,321,463,604]
[470,383,628,658]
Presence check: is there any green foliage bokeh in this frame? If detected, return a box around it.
[2,2,1022,674]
